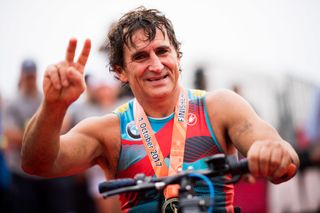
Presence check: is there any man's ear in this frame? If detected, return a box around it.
[177,51,181,65]
[114,65,128,83]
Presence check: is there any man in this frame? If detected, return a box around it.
[3,60,42,193]
[21,7,299,212]
[4,59,76,213]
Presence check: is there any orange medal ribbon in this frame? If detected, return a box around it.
[134,88,189,199]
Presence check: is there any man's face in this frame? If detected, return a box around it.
[20,71,37,91]
[118,28,180,101]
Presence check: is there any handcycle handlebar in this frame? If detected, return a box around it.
[98,178,136,193]
[99,154,249,198]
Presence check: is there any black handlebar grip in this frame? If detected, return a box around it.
[98,178,136,193]
[229,158,250,175]
[238,159,250,174]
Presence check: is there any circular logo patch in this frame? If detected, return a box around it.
[187,113,197,126]
[126,121,141,139]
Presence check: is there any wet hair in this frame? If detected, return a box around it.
[106,6,182,79]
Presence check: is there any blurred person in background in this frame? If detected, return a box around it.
[3,59,77,213]
[0,92,12,212]
[64,72,120,213]
[65,73,119,127]
[193,67,207,90]
[301,87,320,167]
[21,7,299,212]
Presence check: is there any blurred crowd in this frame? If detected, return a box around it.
[0,60,319,213]
[0,59,132,213]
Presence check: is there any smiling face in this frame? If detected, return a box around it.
[118,28,181,102]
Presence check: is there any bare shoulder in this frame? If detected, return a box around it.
[204,89,261,152]
[206,89,247,107]
[205,89,255,119]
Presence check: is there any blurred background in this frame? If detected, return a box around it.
[0,0,320,212]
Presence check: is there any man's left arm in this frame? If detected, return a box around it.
[206,89,299,184]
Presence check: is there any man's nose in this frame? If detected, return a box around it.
[148,53,164,72]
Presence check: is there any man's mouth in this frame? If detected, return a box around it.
[147,74,169,82]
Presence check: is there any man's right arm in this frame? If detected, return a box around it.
[21,101,114,178]
[22,101,69,176]
[21,38,97,177]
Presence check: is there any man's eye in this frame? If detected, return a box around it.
[156,48,168,55]
[133,53,147,61]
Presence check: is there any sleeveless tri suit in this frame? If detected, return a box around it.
[114,89,235,212]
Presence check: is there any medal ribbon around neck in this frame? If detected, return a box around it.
[134,88,189,199]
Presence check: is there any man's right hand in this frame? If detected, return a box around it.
[43,38,91,106]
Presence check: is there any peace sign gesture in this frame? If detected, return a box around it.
[43,38,91,106]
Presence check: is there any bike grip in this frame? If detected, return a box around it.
[238,159,250,174]
[229,158,250,175]
[98,178,136,193]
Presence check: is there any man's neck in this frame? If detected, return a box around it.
[135,87,181,118]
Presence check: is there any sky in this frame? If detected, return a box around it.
[1,0,320,99]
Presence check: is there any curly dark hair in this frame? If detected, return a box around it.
[106,6,182,79]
